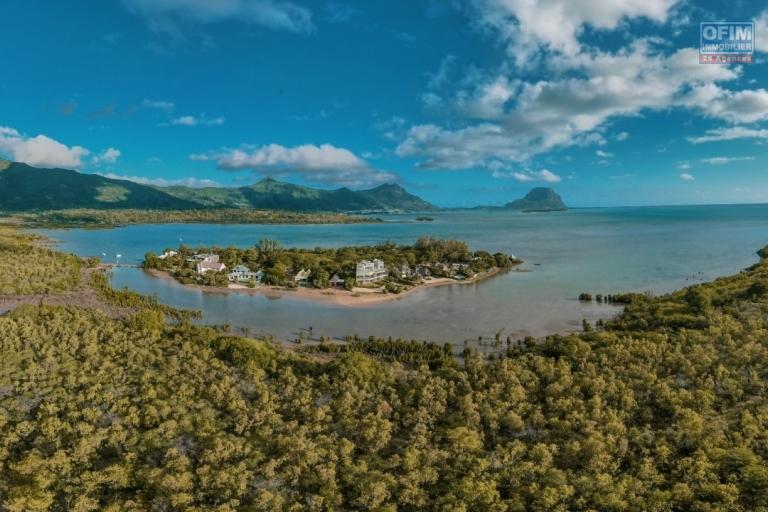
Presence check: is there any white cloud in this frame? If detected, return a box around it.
[101,172,220,188]
[426,55,457,90]
[170,115,225,127]
[681,84,768,124]
[122,0,314,34]
[677,161,691,170]
[615,132,629,141]
[0,126,89,168]
[700,156,755,165]
[537,169,562,183]
[689,126,768,144]
[680,173,695,181]
[595,150,613,158]
[493,168,561,183]
[398,43,742,170]
[757,10,768,53]
[193,143,398,187]
[467,0,679,64]
[455,75,518,119]
[141,99,175,110]
[92,148,121,166]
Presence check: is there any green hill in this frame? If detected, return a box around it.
[357,183,436,212]
[161,177,437,212]
[0,160,198,211]
[0,160,436,213]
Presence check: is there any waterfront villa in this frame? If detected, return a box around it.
[158,250,177,260]
[228,265,261,283]
[197,260,226,273]
[399,263,413,279]
[294,269,312,285]
[330,274,345,287]
[356,259,388,284]
[191,254,226,274]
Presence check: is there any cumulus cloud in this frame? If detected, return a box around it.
[493,168,561,183]
[170,115,225,127]
[595,150,613,158]
[681,84,768,124]
[397,39,752,171]
[101,172,220,188]
[122,0,314,35]
[467,0,679,64]
[92,148,121,166]
[680,173,695,181]
[688,127,768,144]
[192,143,398,187]
[455,76,518,120]
[700,156,755,165]
[0,126,89,168]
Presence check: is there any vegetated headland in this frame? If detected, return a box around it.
[142,236,522,306]
[8,208,381,229]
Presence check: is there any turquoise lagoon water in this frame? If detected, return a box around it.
[34,205,768,344]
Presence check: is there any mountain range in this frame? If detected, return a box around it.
[0,159,436,213]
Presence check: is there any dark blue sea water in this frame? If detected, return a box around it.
[35,204,768,343]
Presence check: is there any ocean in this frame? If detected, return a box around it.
[34,204,768,345]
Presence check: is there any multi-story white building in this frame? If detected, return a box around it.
[355,259,388,284]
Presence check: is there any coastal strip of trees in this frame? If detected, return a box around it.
[10,208,381,228]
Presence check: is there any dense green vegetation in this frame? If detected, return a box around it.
[0,160,435,213]
[144,237,519,289]
[0,226,81,294]
[307,335,457,370]
[13,209,379,228]
[4,223,768,509]
[0,161,198,211]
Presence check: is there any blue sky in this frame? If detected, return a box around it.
[1,0,767,207]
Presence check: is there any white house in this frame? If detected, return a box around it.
[197,260,226,273]
[356,259,387,284]
[190,255,222,273]
[228,265,261,283]
[294,269,312,284]
[158,250,177,260]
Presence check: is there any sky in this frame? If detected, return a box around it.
[1,0,767,207]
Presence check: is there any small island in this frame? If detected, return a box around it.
[416,216,435,221]
[506,187,567,212]
[143,237,521,305]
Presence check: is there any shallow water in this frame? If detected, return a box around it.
[35,204,768,344]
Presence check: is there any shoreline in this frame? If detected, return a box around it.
[145,266,514,307]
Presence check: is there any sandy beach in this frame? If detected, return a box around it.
[145,266,509,307]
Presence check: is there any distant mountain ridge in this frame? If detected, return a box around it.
[159,178,436,212]
[0,160,436,213]
[0,160,198,211]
